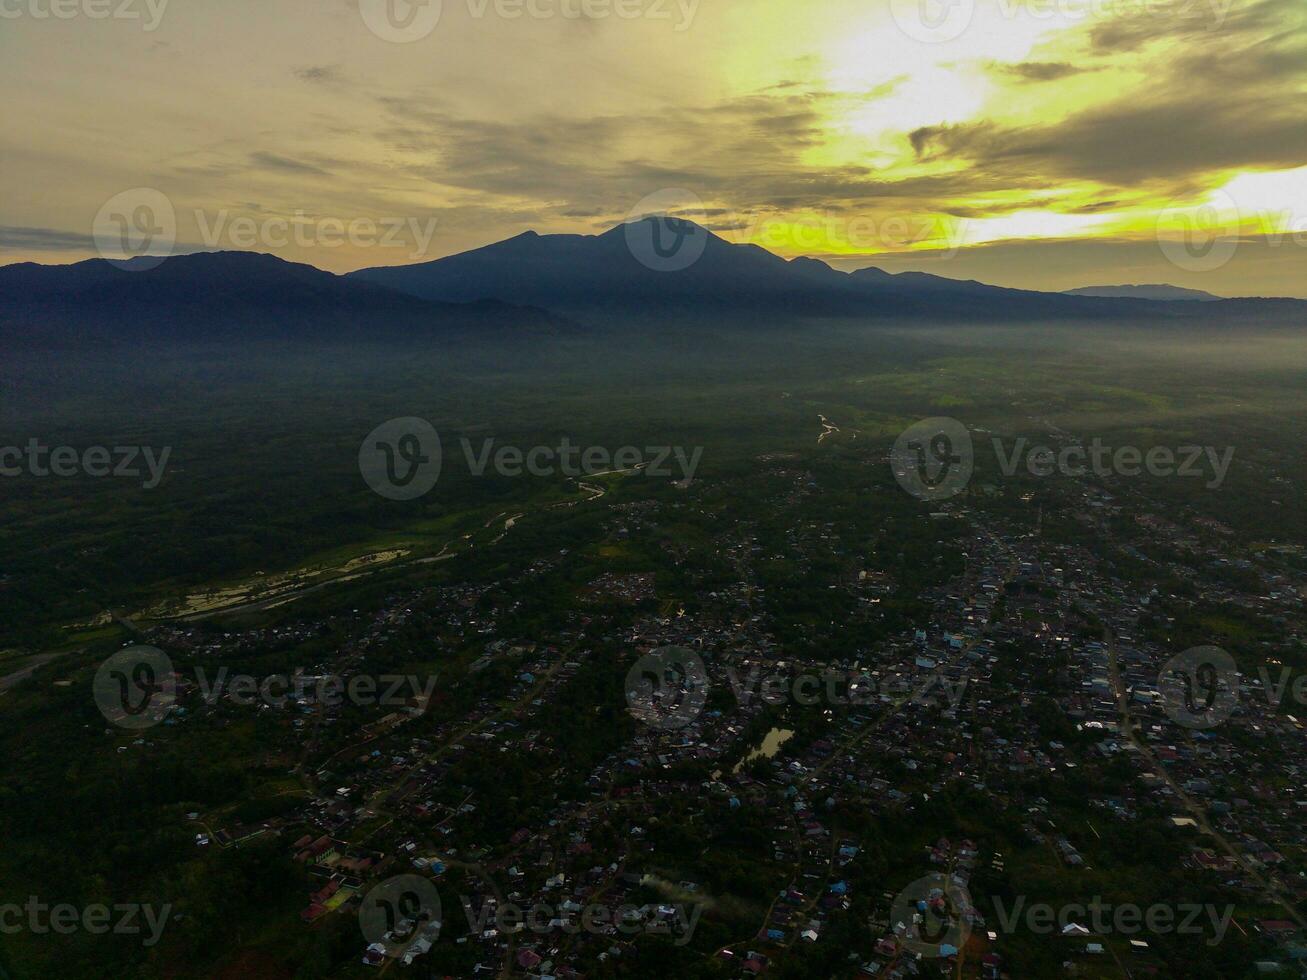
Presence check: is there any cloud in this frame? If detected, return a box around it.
[249,151,332,176]
[909,96,1307,187]
[904,0,1307,192]
[1086,0,1299,54]
[0,226,97,252]
[994,61,1093,82]
[366,84,1016,225]
[293,65,346,85]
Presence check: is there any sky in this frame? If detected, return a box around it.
[2,0,1306,295]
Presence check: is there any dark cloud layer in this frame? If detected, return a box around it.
[915,0,1307,193]
[0,226,96,252]
[249,151,332,176]
[995,61,1092,82]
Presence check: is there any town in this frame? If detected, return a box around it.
[67,429,1307,979]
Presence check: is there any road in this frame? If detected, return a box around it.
[0,652,61,696]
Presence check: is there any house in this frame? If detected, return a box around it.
[517,949,543,970]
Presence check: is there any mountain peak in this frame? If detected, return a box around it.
[600,214,721,241]
[789,255,836,271]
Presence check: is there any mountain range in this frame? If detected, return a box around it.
[350,219,1156,320]
[1063,284,1222,301]
[2,219,1302,348]
[0,250,563,348]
